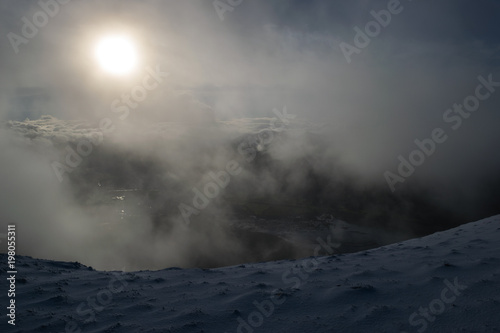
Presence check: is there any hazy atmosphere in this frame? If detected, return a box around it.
[1,0,499,270]
[2,1,500,333]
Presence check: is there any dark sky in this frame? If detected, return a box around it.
[1,0,499,181]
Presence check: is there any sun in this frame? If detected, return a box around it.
[94,35,138,76]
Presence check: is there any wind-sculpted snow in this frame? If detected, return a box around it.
[1,215,499,332]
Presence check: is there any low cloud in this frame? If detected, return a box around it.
[0,0,499,270]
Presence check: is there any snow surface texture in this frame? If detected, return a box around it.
[1,215,499,333]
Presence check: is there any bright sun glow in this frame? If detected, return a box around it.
[94,35,137,76]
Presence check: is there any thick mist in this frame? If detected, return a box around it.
[0,0,499,270]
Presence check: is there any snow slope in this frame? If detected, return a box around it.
[2,215,500,333]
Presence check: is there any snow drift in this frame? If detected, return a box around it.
[1,215,499,332]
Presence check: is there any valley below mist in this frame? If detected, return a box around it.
[2,115,497,271]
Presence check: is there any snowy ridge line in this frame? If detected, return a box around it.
[0,215,499,332]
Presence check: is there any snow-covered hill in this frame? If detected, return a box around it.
[2,215,500,333]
